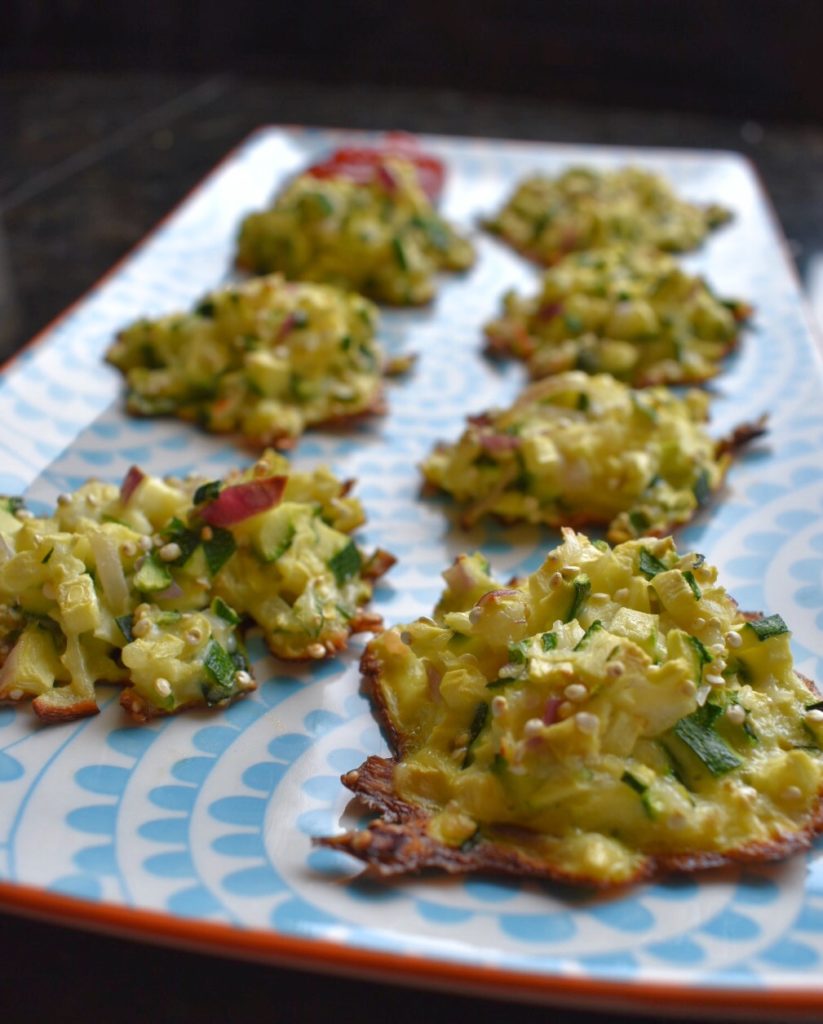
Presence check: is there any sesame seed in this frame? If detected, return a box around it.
[134,603,150,617]
[307,643,325,659]
[121,541,137,558]
[152,534,164,548]
[695,684,711,706]
[491,695,508,717]
[14,508,33,520]
[8,688,22,701]
[138,536,153,552]
[564,683,587,702]
[738,785,758,802]
[550,571,563,588]
[574,712,599,734]
[185,629,202,646]
[713,659,727,673]
[235,670,253,687]
[693,617,706,628]
[558,700,574,718]
[86,494,99,508]
[615,588,629,602]
[498,664,522,679]
[564,564,581,575]
[154,677,172,698]
[725,630,742,649]
[195,576,210,589]
[523,718,544,738]
[681,680,697,697]
[158,542,182,562]
[132,619,151,639]
[131,698,143,713]
[41,582,56,601]
[469,607,483,623]
[806,709,823,723]
[590,592,609,602]
[606,661,624,678]
[725,704,746,725]
[705,673,725,687]
[782,785,803,802]
[710,643,725,656]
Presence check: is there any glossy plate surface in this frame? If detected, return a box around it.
[1,127,822,1015]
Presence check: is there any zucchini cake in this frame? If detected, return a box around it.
[484,166,731,265]
[236,159,475,305]
[421,371,765,542]
[319,531,823,887]
[0,451,393,723]
[485,246,751,387]
[106,274,386,449]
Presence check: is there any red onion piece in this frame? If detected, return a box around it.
[200,476,287,527]
[478,432,521,454]
[543,697,563,725]
[155,581,184,601]
[120,466,145,504]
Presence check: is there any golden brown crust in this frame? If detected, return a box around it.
[316,754,823,888]
[320,641,823,888]
[32,694,99,723]
[715,413,769,457]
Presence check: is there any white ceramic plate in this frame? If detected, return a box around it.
[1,127,822,1019]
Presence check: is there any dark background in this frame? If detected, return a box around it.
[2,4,823,1021]
[5,0,823,124]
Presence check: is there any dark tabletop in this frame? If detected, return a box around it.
[1,72,822,1023]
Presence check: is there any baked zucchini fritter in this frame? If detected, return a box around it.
[485,247,751,387]
[421,372,765,543]
[319,532,823,887]
[0,452,393,723]
[484,166,731,265]
[106,275,385,449]
[236,160,475,305]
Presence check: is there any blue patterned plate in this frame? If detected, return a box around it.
[1,128,822,1017]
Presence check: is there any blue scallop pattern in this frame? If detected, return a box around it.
[0,129,820,999]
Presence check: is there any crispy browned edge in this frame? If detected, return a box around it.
[423,413,768,542]
[316,649,823,888]
[123,388,388,453]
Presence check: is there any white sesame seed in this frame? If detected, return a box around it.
[185,629,202,646]
[523,718,544,738]
[121,541,137,558]
[134,603,151,617]
[132,618,151,638]
[307,642,326,659]
[550,571,563,588]
[680,680,697,697]
[606,661,624,678]
[195,576,210,588]
[725,704,746,725]
[782,785,803,802]
[693,617,706,628]
[235,670,253,687]
[710,643,725,656]
[713,659,727,673]
[498,664,522,679]
[695,685,711,706]
[725,630,742,649]
[152,533,164,548]
[558,700,574,718]
[138,536,153,552]
[131,698,143,713]
[564,564,580,575]
[738,784,758,802]
[8,688,22,700]
[564,683,588,702]
[158,542,182,562]
[574,711,599,734]
[615,588,629,602]
[491,695,508,717]
[705,673,725,687]
[590,592,609,602]
[86,494,99,508]
[154,677,172,698]
[806,709,823,723]
[42,582,56,601]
